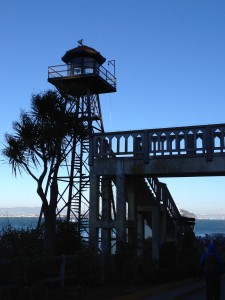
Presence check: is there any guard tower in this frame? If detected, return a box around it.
[47,43,116,236]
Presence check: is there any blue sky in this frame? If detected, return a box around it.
[0,0,225,214]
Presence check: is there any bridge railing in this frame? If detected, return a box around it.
[90,123,225,164]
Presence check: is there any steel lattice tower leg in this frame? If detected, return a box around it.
[59,92,104,235]
[38,91,105,239]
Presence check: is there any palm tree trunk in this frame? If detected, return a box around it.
[37,176,58,254]
[43,206,56,254]
[43,164,60,254]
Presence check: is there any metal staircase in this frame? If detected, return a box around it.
[132,176,195,242]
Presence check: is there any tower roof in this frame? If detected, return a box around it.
[61,45,106,65]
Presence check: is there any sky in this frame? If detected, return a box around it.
[0,0,225,214]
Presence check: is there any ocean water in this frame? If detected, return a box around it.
[194,219,225,237]
[0,218,225,238]
[0,217,38,231]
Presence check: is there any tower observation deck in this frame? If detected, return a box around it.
[48,45,116,95]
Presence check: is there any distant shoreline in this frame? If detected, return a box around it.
[0,216,224,220]
[0,215,39,218]
[197,218,225,221]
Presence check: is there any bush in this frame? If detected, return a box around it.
[0,220,85,258]
[55,220,84,255]
[0,225,42,258]
[0,221,87,288]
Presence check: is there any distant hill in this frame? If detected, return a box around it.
[0,207,41,217]
[179,209,196,219]
[1,207,224,220]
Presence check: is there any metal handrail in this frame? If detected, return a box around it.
[48,62,116,89]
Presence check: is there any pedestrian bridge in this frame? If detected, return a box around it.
[90,123,225,176]
[88,123,225,259]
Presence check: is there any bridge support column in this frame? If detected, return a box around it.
[137,213,144,256]
[152,206,160,260]
[101,177,112,257]
[100,176,113,283]
[127,177,137,253]
[115,174,126,254]
[160,209,167,245]
[89,173,99,255]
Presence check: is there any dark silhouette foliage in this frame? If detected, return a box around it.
[2,90,87,254]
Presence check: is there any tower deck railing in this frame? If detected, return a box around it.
[90,123,225,163]
[48,62,116,89]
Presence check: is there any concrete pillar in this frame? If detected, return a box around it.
[160,184,167,245]
[160,210,167,245]
[137,213,144,256]
[127,177,137,252]
[152,206,160,260]
[89,173,99,255]
[115,174,126,254]
[101,177,112,257]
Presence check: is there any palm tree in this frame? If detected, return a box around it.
[2,90,86,253]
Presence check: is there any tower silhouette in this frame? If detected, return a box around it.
[47,43,116,236]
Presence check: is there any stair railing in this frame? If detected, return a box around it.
[146,177,194,229]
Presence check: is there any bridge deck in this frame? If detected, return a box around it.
[91,155,225,177]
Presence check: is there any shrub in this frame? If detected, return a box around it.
[55,219,84,255]
[0,225,42,258]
